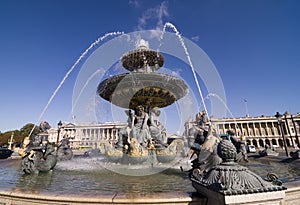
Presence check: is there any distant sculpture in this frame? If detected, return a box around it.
[259,144,279,157]
[226,130,248,162]
[19,121,58,174]
[57,135,73,161]
[290,150,300,159]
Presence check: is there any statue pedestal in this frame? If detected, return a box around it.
[192,182,285,205]
[190,139,287,205]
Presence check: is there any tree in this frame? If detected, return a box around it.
[19,123,40,138]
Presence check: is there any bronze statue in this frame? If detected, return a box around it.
[148,107,167,148]
[21,135,57,174]
[57,135,73,161]
[116,109,134,150]
[130,105,150,147]
[189,110,210,158]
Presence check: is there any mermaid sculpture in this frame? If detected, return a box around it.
[19,121,57,174]
[57,135,73,161]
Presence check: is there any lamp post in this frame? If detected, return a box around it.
[275,112,289,157]
[57,120,62,145]
[243,99,249,117]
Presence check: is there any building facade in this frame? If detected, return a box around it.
[48,122,127,150]
[210,112,300,149]
[48,112,300,150]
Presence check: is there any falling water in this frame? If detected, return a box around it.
[201,93,239,129]
[29,31,124,137]
[206,93,235,119]
[161,22,209,120]
[71,69,104,117]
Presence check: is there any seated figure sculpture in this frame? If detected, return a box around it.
[191,124,222,175]
[116,109,134,150]
[148,107,167,148]
[130,105,150,147]
[189,110,210,158]
[116,106,168,153]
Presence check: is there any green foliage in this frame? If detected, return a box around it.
[19,123,39,138]
[0,130,19,138]
[0,123,40,146]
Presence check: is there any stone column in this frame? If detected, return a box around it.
[114,128,118,142]
[259,122,263,137]
[106,129,110,141]
[265,122,269,136]
[252,122,256,136]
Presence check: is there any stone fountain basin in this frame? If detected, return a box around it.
[156,154,176,163]
[0,155,300,204]
[97,72,188,110]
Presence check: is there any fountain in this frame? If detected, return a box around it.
[0,28,300,205]
[96,39,188,165]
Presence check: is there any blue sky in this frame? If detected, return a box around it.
[0,0,299,132]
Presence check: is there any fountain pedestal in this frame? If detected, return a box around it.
[192,183,285,205]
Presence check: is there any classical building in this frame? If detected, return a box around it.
[210,112,300,149]
[48,122,126,150]
[48,112,300,150]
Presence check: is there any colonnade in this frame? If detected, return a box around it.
[57,123,127,149]
[77,126,119,148]
[212,114,300,149]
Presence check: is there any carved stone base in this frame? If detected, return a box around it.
[192,181,285,205]
[190,138,287,205]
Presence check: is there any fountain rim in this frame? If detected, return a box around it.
[121,47,165,72]
[97,72,189,110]
[0,181,300,204]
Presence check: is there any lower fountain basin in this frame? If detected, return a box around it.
[156,154,176,163]
[0,155,299,204]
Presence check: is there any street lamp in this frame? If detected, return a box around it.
[275,112,289,157]
[57,120,63,145]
